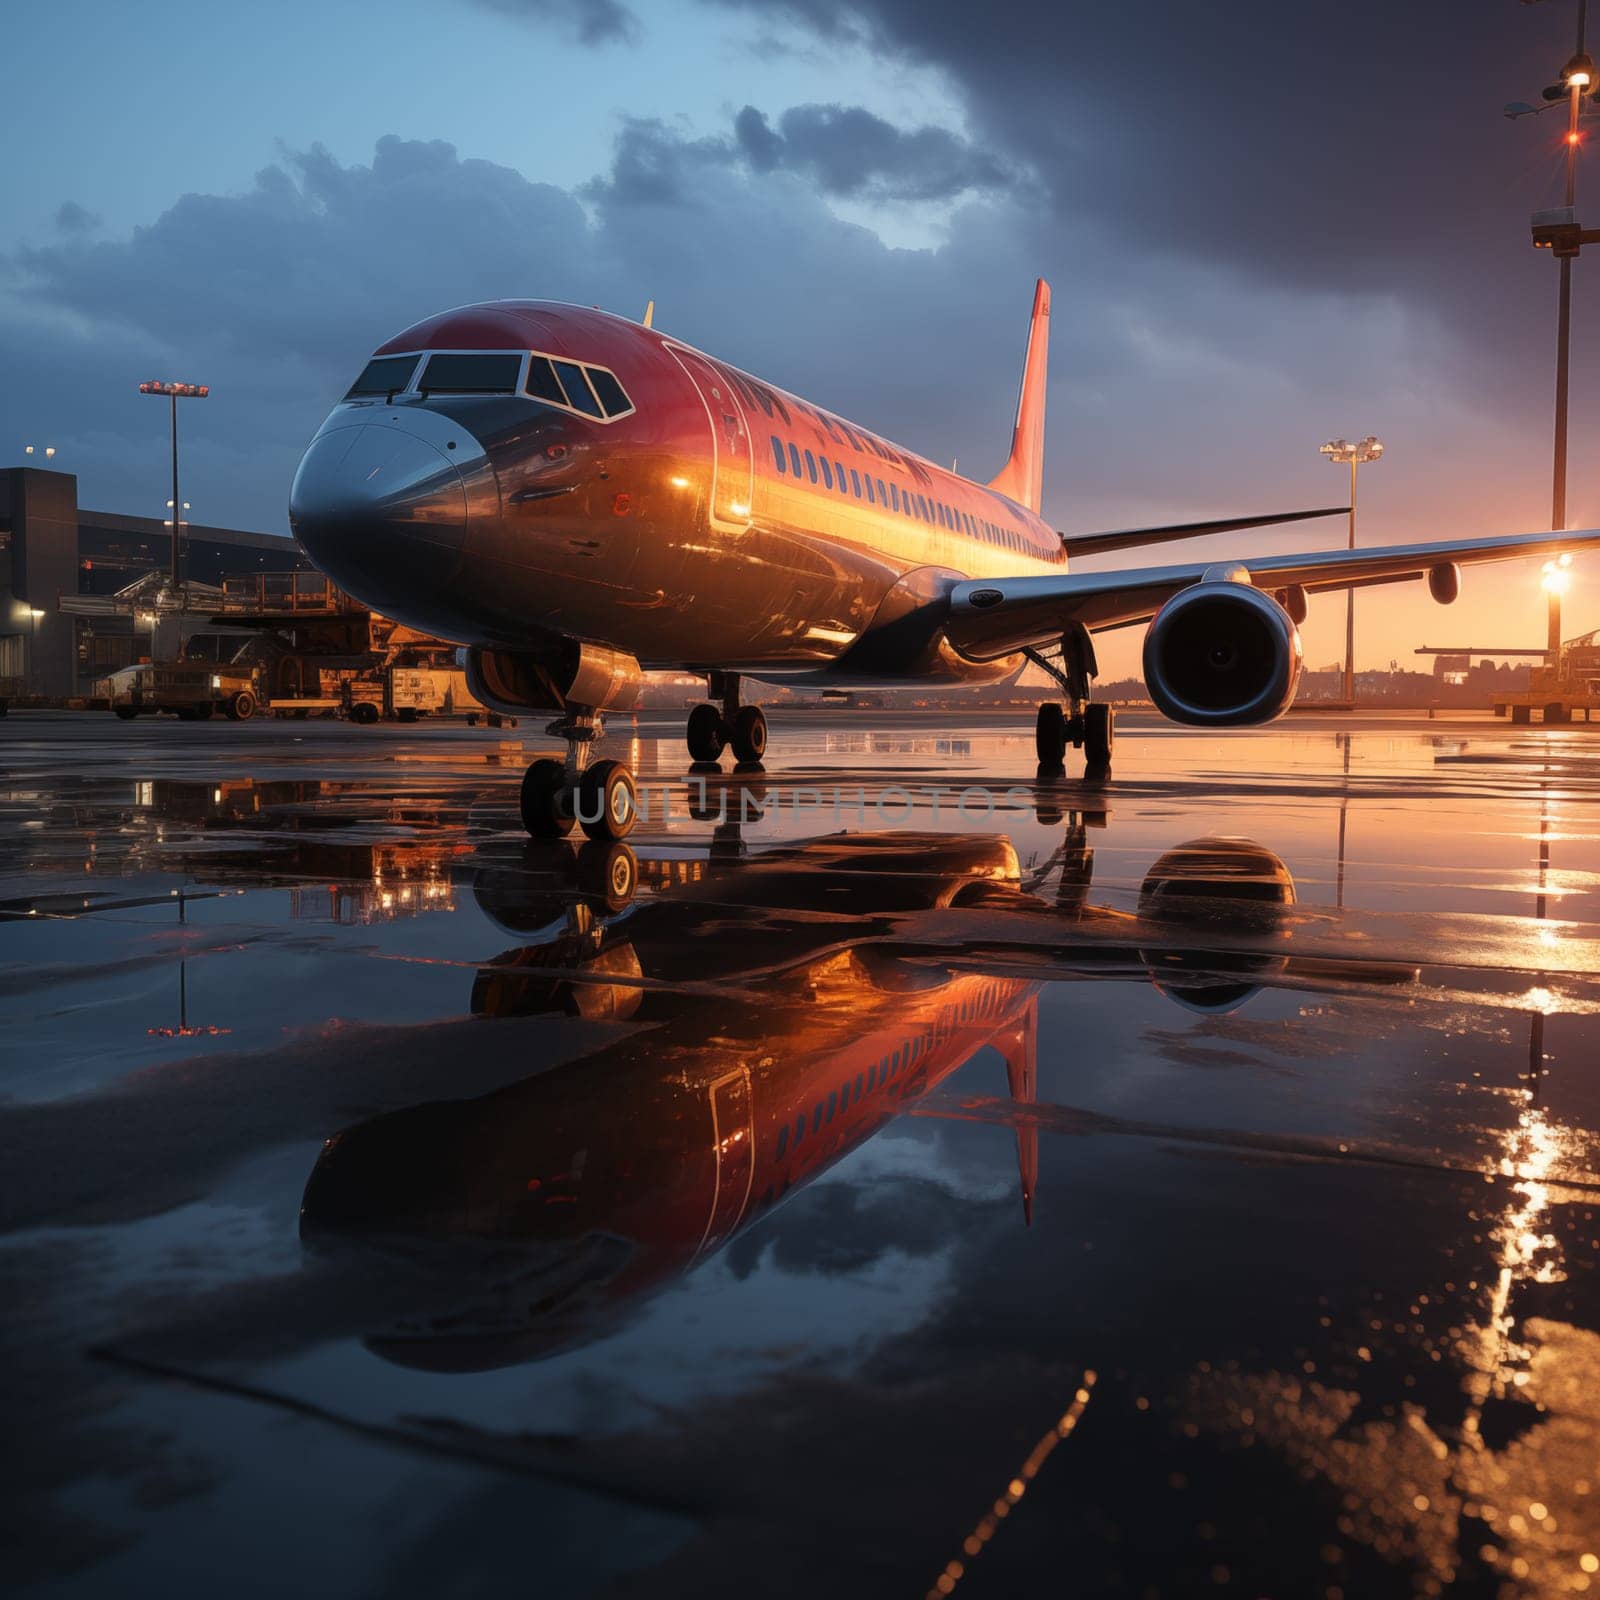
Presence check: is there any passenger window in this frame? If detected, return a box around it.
[795,1114,806,1145]
[553,360,604,417]
[877,478,888,504]
[804,450,818,484]
[789,442,803,477]
[777,1124,789,1158]
[855,1072,864,1098]
[820,457,833,489]
[347,354,418,397]
[827,1091,837,1122]
[836,461,848,490]
[771,436,786,472]
[839,1082,850,1111]
[851,469,862,498]
[812,1104,823,1134]
[864,475,875,503]
[525,357,566,405]
[587,367,632,417]
[890,484,900,512]
[419,352,521,393]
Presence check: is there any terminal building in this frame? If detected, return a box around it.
[2,464,311,698]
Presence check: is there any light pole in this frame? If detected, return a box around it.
[1511,1,1596,668]
[1319,435,1385,706]
[1542,552,1574,655]
[139,381,208,593]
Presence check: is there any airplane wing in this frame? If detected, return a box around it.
[1058,506,1348,561]
[946,527,1600,660]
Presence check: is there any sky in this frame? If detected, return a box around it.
[4,0,1598,678]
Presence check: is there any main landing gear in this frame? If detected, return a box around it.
[520,709,638,841]
[1028,623,1114,778]
[685,670,767,765]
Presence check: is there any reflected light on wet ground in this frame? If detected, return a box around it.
[2,707,1600,1597]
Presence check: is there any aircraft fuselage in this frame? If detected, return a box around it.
[290,301,1063,685]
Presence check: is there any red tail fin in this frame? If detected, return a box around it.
[988,278,1050,515]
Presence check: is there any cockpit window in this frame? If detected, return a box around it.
[346,355,418,397]
[525,356,567,405]
[552,360,604,418]
[586,368,631,417]
[419,353,521,394]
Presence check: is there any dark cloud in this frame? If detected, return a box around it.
[53,201,101,235]
[733,103,1017,201]
[704,1,1585,304]
[464,0,639,45]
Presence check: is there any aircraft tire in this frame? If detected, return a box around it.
[729,705,767,764]
[1084,703,1114,770]
[578,839,639,912]
[686,702,726,762]
[577,759,638,841]
[520,757,576,838]
[227,691,257,722]
[114,707,138,720]
[1036,702,1068,766]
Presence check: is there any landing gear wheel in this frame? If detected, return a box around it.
[687,702,726,762]
[1036,703,1068,767]
[115,707,138,720]
[577,758,637,841]
[226,690,257,722]
[578,839,638,913]
[729,705,767,764]
[1084,703,1114,771]
[520,757,575,838]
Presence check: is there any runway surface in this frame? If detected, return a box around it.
[4,706,1600,1598]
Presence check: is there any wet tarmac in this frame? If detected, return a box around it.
[4,706,1600,1598]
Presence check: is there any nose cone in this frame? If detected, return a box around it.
[290,423,468,620]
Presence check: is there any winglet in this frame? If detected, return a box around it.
[1000,998,1040,1226]
[988,278,1050,514]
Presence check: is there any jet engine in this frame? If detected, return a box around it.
[1142,577,1302,727]
[467,641,641,717]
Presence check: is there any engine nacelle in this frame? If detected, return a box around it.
[1142,579,1302,727]
[466,641,642,717]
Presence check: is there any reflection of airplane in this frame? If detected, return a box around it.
[289,283,1600,839]
[299,830,1411,1372]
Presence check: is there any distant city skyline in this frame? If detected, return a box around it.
[4,0,1596,677]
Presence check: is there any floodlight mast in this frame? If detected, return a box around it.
[1514,0,1594,664]
[1319,435,1384,706]
[138,381,209,592]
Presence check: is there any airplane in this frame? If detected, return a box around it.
[298,828,1417,1371]
[288,280,1600,841]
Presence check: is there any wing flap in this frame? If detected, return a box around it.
[947,527,1600,660]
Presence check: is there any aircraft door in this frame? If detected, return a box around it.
[667,346,754,532]
[696,1068,755,1256]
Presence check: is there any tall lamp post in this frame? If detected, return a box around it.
[1509,0,1596,667]
[1319,435,1385,706]
[139,381,208,593]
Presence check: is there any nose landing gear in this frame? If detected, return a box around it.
[520,710,638,840]
[685,671,767,766]
[1029,623,1114,777]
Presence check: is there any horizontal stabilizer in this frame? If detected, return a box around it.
[1060,506,1348,562]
